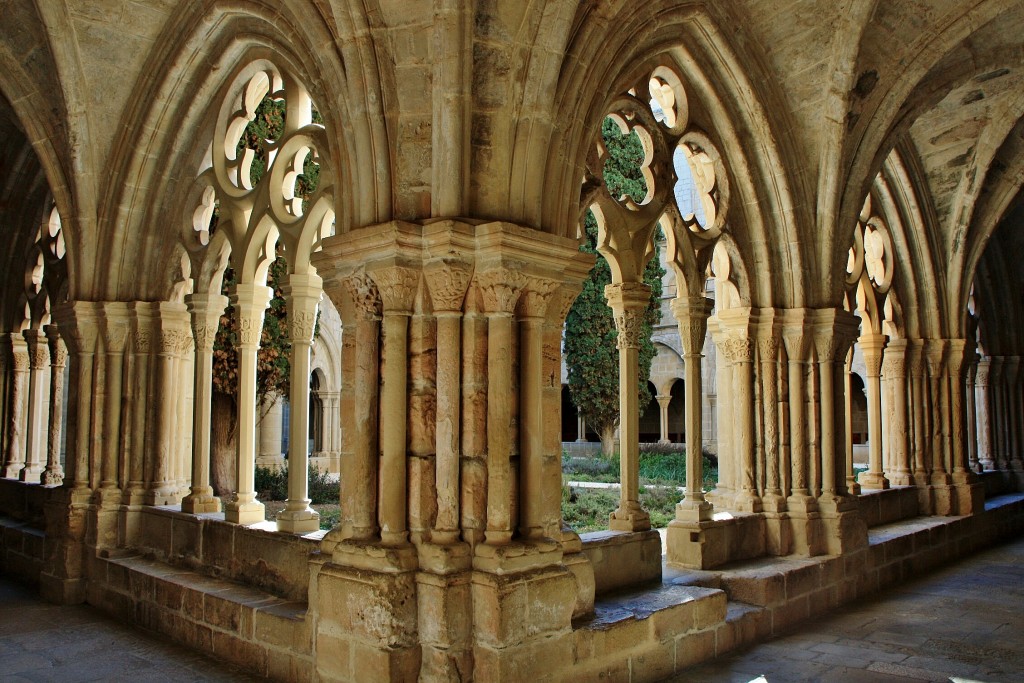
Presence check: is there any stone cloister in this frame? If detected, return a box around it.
[2,2,1024,681]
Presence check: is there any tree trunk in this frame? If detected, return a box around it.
[600,424,618,458]
[211,392,238,497]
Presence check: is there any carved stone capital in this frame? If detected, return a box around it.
[975,359,991,388]
[719,335,754,363]
[549,284,583,324]
[10,344,30,372]
[613,307,646,349]
[671,297,713,356]
[881,339,906,379]
[230,284,272,348]
[342,271,382,320]
[369,265,419,313]
[102,321,130,354]
[859,334,886,377]
[186,293,228,352]
[924,339,948,377]
[44,326,68,368]
[475,268,527,314]
[424,259,473,313]
[517,278,559,319]
[289,309,318,345]
[23,329,50,369]
[758,334,780,364]
[782,330,810,362]
[160,327,194,356]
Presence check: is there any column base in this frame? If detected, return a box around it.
[763,511,793,556]
[333,539,418,572]
[733,490,763,513]
[845,476,862,495]
[18,465,44,483]
[674,498,713,522]
[472,538,562,574]
[144,486,181,507]
[41,468,64,486]
[562,551,595,620]
[417,540,472,574]
[276,507,321,533]
[817,495,867,555]
[609,503,652,532]
[951,471,985,515]
[180,491,222,514]
[1,465,25,479]
[666,514,766,569]
[857,471,890,490]
[787,493,823,556]
[224,499,266,525]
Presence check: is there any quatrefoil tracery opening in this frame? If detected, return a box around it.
[589,65,725,241]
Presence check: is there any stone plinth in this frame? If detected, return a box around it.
[580,530,662,593]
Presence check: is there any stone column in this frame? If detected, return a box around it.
[783,318,813,511]
[672,297,714,520]
[907,341,931,491]
[123,305,152,506]
[98,307,130,497]
[257,396,283,465]
[146,306,192,506]
[881,339,911,485]
[576,409,587,442]
[476,269,524,543]
[276,273,323,533]
[656,395,671,444]
[340,272,382,541]
[2,333,29,479]
[517,278,556,541]
[948,341,969,475]
[55,304,100,491]
[181,293,226,514]
[926,341,952,479]
[424,260,472,546]
[925,339,955,514]
[1007,357,1024,472]
[966,355,981,473]
[759,322,785,510]
[718,327,759,511]
[605,282,652,531]
[812,312,858,501]
[19,329,50,483]
[948,340,983,513]
[975,358,993,471]
[843,346,860,495]
[223,284,271,524]
[990,358,1003,472]
[42,326,67,486]
[370,265,419,546]
[858,333,889,490]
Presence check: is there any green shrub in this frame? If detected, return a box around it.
[255,463,339,503]
[255,465,288,501]
[308,466,338,504]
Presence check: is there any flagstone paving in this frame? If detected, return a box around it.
[668,536,1024,683]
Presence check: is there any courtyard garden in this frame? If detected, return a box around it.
[256,444,718,534]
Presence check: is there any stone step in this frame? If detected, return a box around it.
[89,554,313,681]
